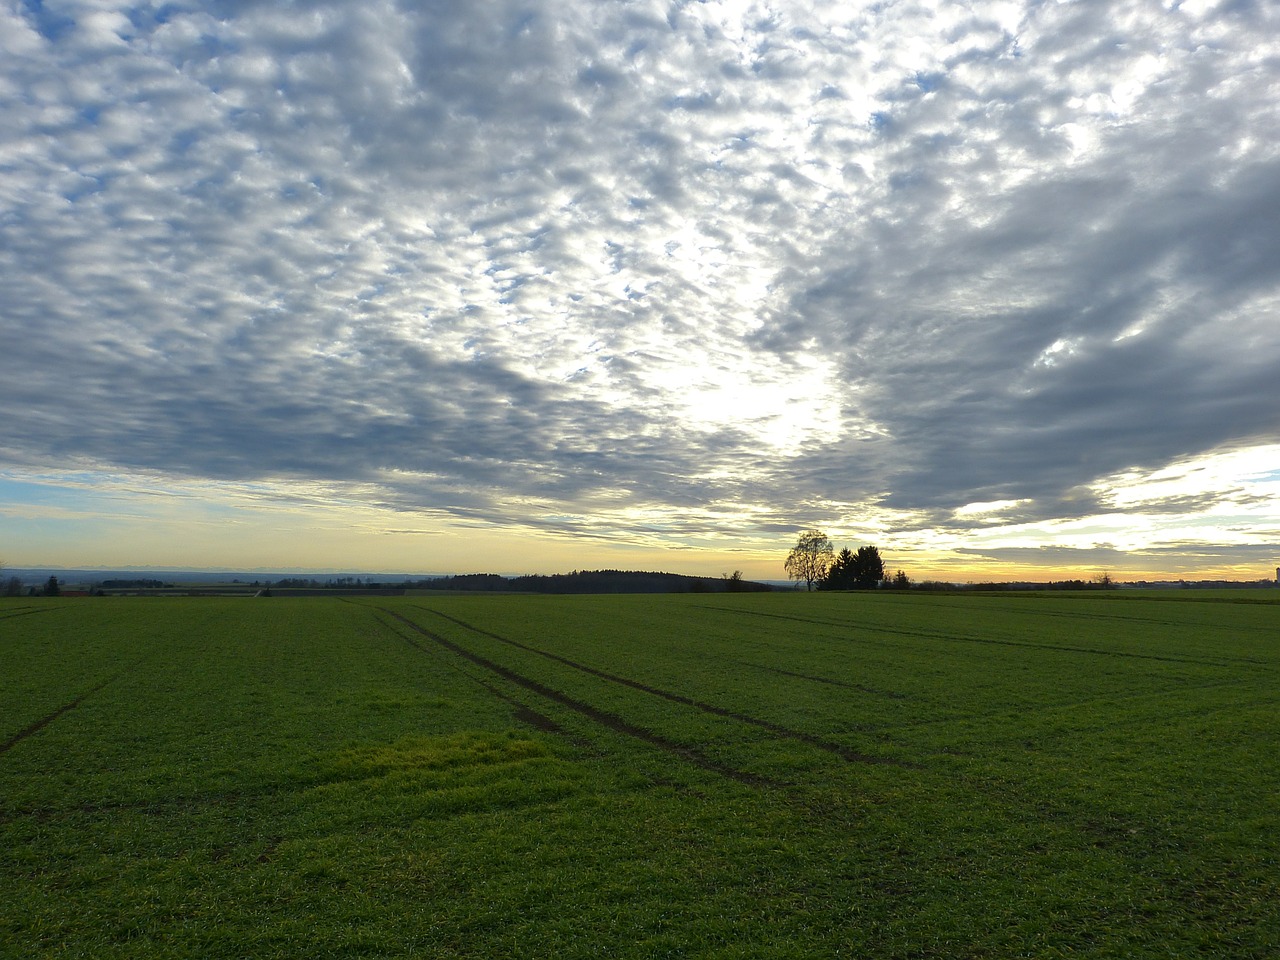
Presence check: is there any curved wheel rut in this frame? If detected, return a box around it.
[0,676,116,758]
[417,606,919,770]
[374,606,775,788]
[0,607,52,623]
[705,605,1246,667]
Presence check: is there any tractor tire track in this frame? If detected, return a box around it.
[418,607,919,769]
[375,607,775,788]
[371,611,574,739]
[741,661,909,700]
[0,676,116,758]
[0,607,52,624]
[704,605,1246,667]
[896,595,1280,642]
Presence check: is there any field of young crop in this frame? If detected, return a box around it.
[2,590,1278,958]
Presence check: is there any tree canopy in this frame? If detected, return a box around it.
[851,545,885,588]
[822,548,858,590]
[820,544,887,590]
[784,530,834,591]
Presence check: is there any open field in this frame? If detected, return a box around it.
[2,591,1278,958]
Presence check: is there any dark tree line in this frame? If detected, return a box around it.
[422,569,770,595]
[785,530,911,591]
[820,545,886,590]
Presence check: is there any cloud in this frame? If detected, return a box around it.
[1,0,1278,571]
[956,541,1280,580]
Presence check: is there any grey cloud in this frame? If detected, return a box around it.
[959,541,1280,577]
[777,3,1280,516]
[2,0,1278,553]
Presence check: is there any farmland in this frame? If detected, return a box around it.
[2,591,1278,958]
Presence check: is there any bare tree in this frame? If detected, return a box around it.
[785,530,834,591]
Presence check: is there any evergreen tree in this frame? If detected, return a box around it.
[851,546,885,588]
[821,548,857,590]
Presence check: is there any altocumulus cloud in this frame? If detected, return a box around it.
[2,0,1278,571]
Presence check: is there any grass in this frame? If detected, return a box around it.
[1,590,1278,957]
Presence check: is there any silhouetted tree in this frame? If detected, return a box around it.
[785,530,833,591]
[891,569,911,589]
[43,576,61,597]
[0,559,20,597]
[822,545,889,590]
[820,548,857,590]
[851,545,885,588]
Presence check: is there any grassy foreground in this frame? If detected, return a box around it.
[2,590,1278,958]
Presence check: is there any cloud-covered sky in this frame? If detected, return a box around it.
[3,0,1278,579]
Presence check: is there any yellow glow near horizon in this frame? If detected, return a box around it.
[3,440,1278,583]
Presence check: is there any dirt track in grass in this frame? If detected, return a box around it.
[709,604,1249,667]
[374,606,777,788]
[0,676,116,758]
[0,607,52,623]
[416,606,920,770]
[740,660,910,699]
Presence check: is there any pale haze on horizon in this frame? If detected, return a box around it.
[2,0,1279,583]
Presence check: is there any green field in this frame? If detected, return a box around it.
[2,591,1278,958]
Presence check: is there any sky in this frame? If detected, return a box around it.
[2,0,1279,583]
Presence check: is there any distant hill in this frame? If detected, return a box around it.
[2,567,773,596]
[416,569,772,595]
